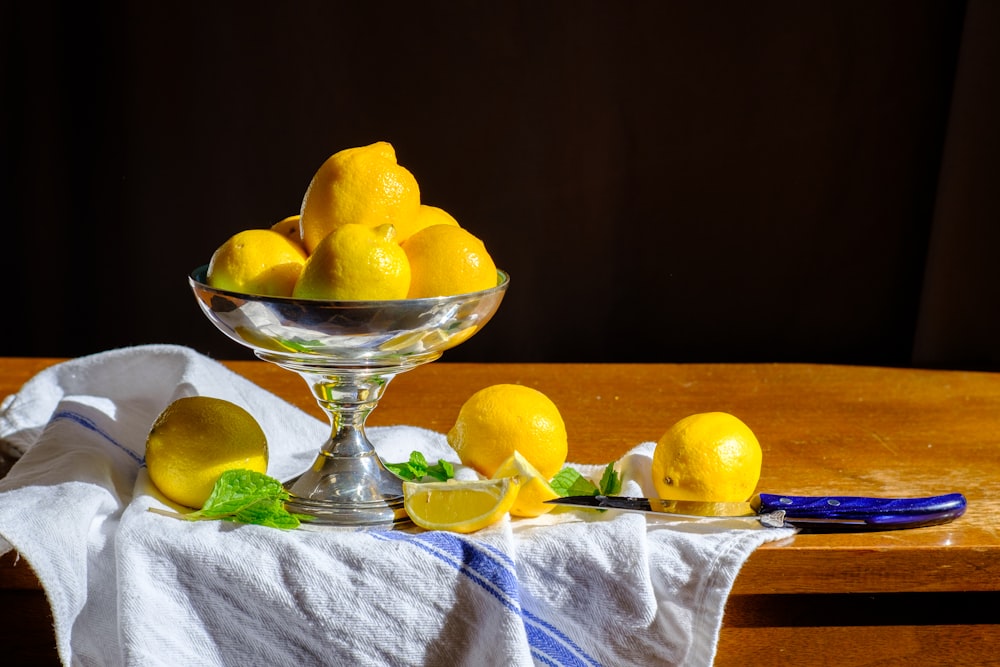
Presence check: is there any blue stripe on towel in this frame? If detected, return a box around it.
[523,610,599,667]
[374,531,600,667]
[51,410,144,466]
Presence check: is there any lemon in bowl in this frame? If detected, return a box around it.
[207,228,307,298]
[299,141,421,252]
[292,223,411,301]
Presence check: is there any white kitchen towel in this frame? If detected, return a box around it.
[0,345,794,667]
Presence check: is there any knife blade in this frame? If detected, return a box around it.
[545,492,967,531]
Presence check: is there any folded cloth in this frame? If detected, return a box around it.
[0,345,795,667]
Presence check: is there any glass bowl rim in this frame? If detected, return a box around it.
[189,264,510,308]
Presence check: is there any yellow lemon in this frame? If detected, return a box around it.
[292,223,411,300]
[491,451,560,517]
[145,396,269,508]
[401,224,498,298]
[447,384,568,480]
[271,214,305,250]
[403,477,520,533]
[299,141,421,253]
[651,412,762,502]
[407,204,460,239]
[207,228,307,297]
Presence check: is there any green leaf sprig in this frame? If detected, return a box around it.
[599,462,623,496]
[149,469,309,529]
[550,462,621,497]
[385,450,455,482]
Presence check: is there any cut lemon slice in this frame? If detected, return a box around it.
[403,477,520,533]
[492,451,561,518]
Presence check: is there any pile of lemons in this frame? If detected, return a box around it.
[206,141,498,301]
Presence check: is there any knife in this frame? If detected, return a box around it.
[545,492,967,531]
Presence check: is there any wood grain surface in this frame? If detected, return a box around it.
[2,358,998,665]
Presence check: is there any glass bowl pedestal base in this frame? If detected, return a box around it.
[266,357,424,527]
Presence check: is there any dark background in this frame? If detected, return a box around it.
[3,1,998,368]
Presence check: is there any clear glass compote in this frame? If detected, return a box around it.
[188,265,509,528]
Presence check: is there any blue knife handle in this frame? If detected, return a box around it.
[756,492,967,531]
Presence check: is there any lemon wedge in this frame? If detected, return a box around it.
[491,451,560,517]
[403,477,520,533]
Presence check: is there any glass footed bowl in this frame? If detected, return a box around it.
[189,265,509,528]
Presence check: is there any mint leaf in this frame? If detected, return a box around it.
[550,462,620,498]
[550,467,600,497]
[193,469,285,516]
[383,462,418,479]
[185,469,308,529]
[218,496,302,530]
[386,451,455,482]
[598,462,622,496]
[425,458,455,482]
[385,451,428,480]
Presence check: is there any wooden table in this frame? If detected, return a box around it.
[2,358,999,665]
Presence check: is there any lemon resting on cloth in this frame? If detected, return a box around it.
[145,396,269,508]
[446,383,568,480]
